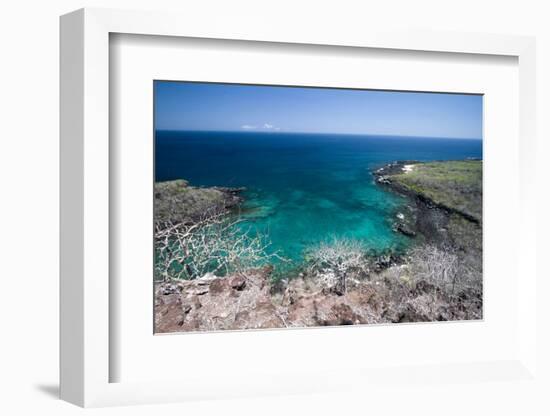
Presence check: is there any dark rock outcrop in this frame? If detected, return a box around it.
[373,161,473,246]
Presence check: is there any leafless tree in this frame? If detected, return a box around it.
[155,211,283,281]
[408,244,460,294]
[304,238,371,294]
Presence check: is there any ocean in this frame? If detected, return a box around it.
[155,131,482,263]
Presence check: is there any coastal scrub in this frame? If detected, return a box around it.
[154,158,483,332]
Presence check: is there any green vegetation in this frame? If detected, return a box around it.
[155,179,239,225]
[391,161,482,222]
[154,165,483,331]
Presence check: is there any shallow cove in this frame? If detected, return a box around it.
[155,131,482,263]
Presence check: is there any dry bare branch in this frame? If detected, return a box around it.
[304,238,371,294]
[155,212,284,281]
[407,244,480,296]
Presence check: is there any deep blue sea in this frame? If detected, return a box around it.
[155,131,482,263]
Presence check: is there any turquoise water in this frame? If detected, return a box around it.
[156,131,482,262]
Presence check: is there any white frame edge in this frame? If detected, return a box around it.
[60,7,537,407]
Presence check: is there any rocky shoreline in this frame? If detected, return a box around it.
[154,162,483,333]
[154,179,245,226]
[373,160,480,246]
[372,160,483,301]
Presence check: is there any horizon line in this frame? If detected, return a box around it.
[154,129,482,141]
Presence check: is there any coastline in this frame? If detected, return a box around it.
[154,160,483,332]
[154,179,245,227]
[372,160,482,246]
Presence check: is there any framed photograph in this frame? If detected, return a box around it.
[60,8,538,407]
[152,81,484,334]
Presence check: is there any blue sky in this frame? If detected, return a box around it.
[154,81,482,139]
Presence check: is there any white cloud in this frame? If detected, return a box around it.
[242,123,282,131]
[263,123,282,131]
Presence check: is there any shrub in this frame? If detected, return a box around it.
[373,244,482,322]
[304,238,371,294]
[407,244,480,297]
[155,212,280,281]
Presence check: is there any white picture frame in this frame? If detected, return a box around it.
[60,7,538,408]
